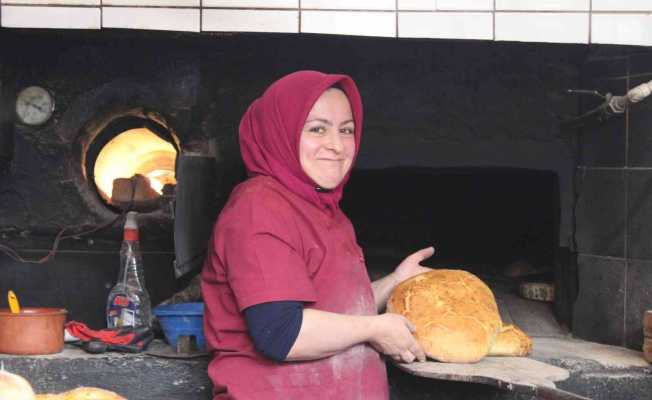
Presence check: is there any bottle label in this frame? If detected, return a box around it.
[107,294,138,328]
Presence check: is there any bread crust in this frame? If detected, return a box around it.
[387,269,531,363]
[0,370,35,400]
[36,388,125,400]
[489,324,532,357]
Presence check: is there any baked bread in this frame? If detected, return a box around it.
[0,370,35,400]
[489,324,532,356]
[387,269,532,363]
[36,387,126,400]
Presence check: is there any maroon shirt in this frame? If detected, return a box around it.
[202,176,388,399]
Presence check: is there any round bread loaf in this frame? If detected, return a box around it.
[61,387,126,400]
[36,387,126,400]
[387,269,503,363]
[0,370,35,400]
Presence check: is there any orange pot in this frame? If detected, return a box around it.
[0,307,67,355]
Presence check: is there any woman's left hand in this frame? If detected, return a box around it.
[392,246,435,286]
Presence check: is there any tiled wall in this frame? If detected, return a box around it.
[0,0,651,46]
[574,49,652,350]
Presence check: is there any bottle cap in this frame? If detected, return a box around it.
[125,211,138,230]
[123,211,139,241]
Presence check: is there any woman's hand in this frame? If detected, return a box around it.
[368,313,426,363]
[392,246,435,286]
[371,246,435,312]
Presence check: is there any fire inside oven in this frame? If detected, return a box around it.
[85,116,178,213]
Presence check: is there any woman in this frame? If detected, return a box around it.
[201,70,434,399]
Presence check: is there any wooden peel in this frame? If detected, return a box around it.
[7,290,20,314]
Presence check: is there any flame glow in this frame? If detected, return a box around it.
[93,128,177,201]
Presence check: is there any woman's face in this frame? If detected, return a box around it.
[299,88,356,190]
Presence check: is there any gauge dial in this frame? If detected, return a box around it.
[15,86,55,126]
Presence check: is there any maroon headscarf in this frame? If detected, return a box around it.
[239,70,363,211]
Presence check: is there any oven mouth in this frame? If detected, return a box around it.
[342,166,560,284]
[84,115,179,214]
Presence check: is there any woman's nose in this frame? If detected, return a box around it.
[324,131,343,152]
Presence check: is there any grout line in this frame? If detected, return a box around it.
[578,254,652,266]
[588,0,592,44]
[492,0,496,41]
[203,6,298,11]
[3,4,652,13]
[591,10,652,14]
[576,253,627,261]
[625,60,631,170]
[623,55,632,347]
[395,0,398,38]
[2,3,195,9]
[628,72,652,80]
[283,8,396,12]
[576,166,652,171]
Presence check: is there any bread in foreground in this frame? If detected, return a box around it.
[36,387,126,400]
[0,369,35,400]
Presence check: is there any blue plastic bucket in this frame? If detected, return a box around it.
[153,302,205,350]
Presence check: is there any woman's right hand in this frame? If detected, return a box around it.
[368,313,426,363]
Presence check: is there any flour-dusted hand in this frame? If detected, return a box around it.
[370,246,436,312]
[392,246,435,285]
[368,313,426,363]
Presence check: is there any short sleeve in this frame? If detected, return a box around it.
[218,192,317,311]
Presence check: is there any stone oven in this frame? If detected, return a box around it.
[1,8,652,399]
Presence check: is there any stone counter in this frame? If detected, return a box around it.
[0,341,212,400]
[2,337,651,400]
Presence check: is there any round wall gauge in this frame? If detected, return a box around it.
[15,86,55,126]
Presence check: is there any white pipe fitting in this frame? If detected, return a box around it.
[608,79,652,114]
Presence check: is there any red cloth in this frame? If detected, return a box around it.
[239,70,363,212]
[65,321,134,345]
[201,71,388,399]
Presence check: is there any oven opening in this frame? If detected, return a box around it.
[342,166,560,302]
[85,116,178,213]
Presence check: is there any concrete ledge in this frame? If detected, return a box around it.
[2,338,650,400]
[0,341,212,399]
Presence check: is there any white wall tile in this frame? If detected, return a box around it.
[1,0,99,4]
[592,14,652,46]
[302,1,395,10]
[593,1,652,12]
[398,0,436,10]
[301,11,395,37]
[103,7,199,32]
[202,0,297,7]
[103,0,199,6]
[399,11,492,39]
[496,0,589,11]
[1,5,100,28]
[202,9,298,33]
[495,12,589,43]
[437,0,493,11]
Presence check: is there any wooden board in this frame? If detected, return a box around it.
[394,357,590,399]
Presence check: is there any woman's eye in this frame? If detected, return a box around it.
[341,127,355,135]
[309,126,326,134]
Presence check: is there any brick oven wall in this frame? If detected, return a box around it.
[574,48,652,350]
